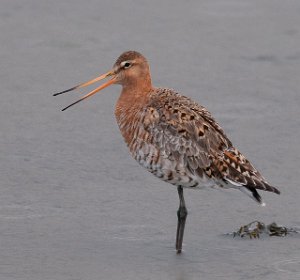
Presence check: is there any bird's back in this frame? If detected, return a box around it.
[115,88,280,203]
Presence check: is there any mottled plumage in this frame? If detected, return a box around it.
[55,50,280,253]
[115,87,279,203]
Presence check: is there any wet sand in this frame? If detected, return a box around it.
[0,0,300,279]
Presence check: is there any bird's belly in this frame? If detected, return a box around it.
[132,142,216,189]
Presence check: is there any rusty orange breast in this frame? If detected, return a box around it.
[115,88,153,150]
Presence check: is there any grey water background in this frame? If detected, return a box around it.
[1,0,300,279]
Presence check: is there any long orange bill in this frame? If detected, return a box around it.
[53,71,116,111]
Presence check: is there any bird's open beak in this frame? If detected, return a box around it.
[53,70,116,111]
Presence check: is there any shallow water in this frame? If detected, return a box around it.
[0,0,300,279]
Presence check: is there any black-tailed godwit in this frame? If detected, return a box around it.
[54,51,280,253]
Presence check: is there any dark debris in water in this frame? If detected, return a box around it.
[230,221,299,239]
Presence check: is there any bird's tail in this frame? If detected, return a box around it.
[239,186,265,206]
[224,177,280,206]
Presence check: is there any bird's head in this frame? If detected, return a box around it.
[113,51,151,87]
[53,51,152,111]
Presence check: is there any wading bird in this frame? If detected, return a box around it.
[54,51,280,253]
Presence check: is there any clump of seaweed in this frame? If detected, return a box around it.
[232,221,299,239]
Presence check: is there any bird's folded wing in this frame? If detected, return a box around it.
[142,89,279,194]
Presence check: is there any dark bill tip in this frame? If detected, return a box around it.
[61,98,84,111]
[53,86,78,96]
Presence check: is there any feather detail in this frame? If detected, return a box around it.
[115,87,280,200]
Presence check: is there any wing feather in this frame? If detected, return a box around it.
[142,88,280,195]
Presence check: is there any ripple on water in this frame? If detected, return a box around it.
[0,205,63,220]
[273,259,300,274]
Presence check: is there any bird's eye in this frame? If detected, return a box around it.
[121,61,132,69]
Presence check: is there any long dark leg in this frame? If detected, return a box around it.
[176,186,188,253]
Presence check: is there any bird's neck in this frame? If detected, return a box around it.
[116,74,153,108]
[115,85,153,148]
[122,74,152,93]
